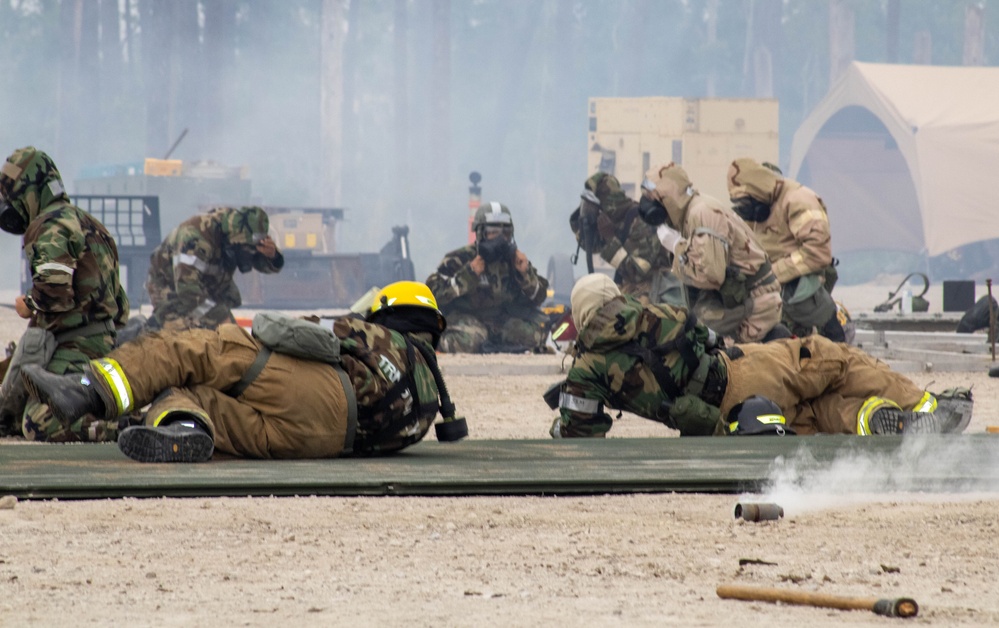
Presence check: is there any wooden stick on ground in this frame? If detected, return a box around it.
[717,584,918,618]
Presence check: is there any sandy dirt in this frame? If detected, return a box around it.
[2,280,999,626]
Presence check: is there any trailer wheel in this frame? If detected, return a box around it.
[546,254,576,306]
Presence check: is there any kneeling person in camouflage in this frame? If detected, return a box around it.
[145,206,284,332]
[548,274,972,439]
[23,281,464,462]
[0,146,129,442]
[426,203,549,353]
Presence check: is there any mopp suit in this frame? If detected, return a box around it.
[146,206,284,331]
[727,158,845,341]
[569,172,674,303]
[427,203,548,353]
[642,163,782,343]
[0,146,128,442]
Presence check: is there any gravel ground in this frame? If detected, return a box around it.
[2,280,999,626]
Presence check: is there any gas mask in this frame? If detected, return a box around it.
[222,245,258,273]
[731,196,772,223]
[0,189,26,235]
[477,232,515,263]
[637,195,670,227]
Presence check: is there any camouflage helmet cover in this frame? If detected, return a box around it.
[472,202,514,239]
[584,172,632,221]
[212,206,271,247]
[0,146,69,231]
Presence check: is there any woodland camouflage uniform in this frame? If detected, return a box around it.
[551,274,951,439]
[570,172,673,302]
[644,163,781,343]
[727,158,843,340]
[0,147,128,442]
[46,317,446,458]
[146,206,284,331]
[426,245,548,353]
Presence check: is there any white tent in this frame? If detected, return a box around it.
[788,61,999,257]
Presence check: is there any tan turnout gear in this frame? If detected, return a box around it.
[719,335,928,435]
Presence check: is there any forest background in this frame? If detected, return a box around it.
[1,0,997,284]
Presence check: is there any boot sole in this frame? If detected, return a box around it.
[940,400,974,434]
[117,426,214,463]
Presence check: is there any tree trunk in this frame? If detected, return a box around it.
[394,0,409,207]
[963,3,985,66]
[912,30,932,65]
[142,0,173,159]
[620,0,652,96]
[828,0,855,87]
[742,0,781,98]
[320,0,347,207]
[885,0,900,63]
[202,0,239,157]
[169,0,200,159]
[98,0,122,161]
[705,0,718,97]
[430,0,451,193]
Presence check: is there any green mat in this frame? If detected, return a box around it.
[1,436,997,499]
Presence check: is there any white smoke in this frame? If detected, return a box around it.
[744,436,999,517]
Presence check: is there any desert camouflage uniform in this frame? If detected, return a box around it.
[570,173,673,302]
[727,158,842,339]
[146,207,284,331]
[552,292,933,438]
[0,147,128,442]
[645,163,781,343]
[92,318,443,458]
[426,245,548,352]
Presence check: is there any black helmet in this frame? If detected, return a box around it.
[726,396,795,436]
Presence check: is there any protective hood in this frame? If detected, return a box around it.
[585,172,632,222]
[0,146,70,230]
[726,157,783,204]
[571,273,622,331]
[645,162,695,228]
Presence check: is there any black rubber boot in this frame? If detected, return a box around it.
[21,364,109,423]
[117,419,214,463]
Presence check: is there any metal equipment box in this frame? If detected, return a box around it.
[587,97,779,203]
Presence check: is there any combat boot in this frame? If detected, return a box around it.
[21,364,111,424]
[117,418,214,463]
[866,406,941,435]
[932,388,974,434]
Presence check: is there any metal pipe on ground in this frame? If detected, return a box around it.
[734,502,783,522]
